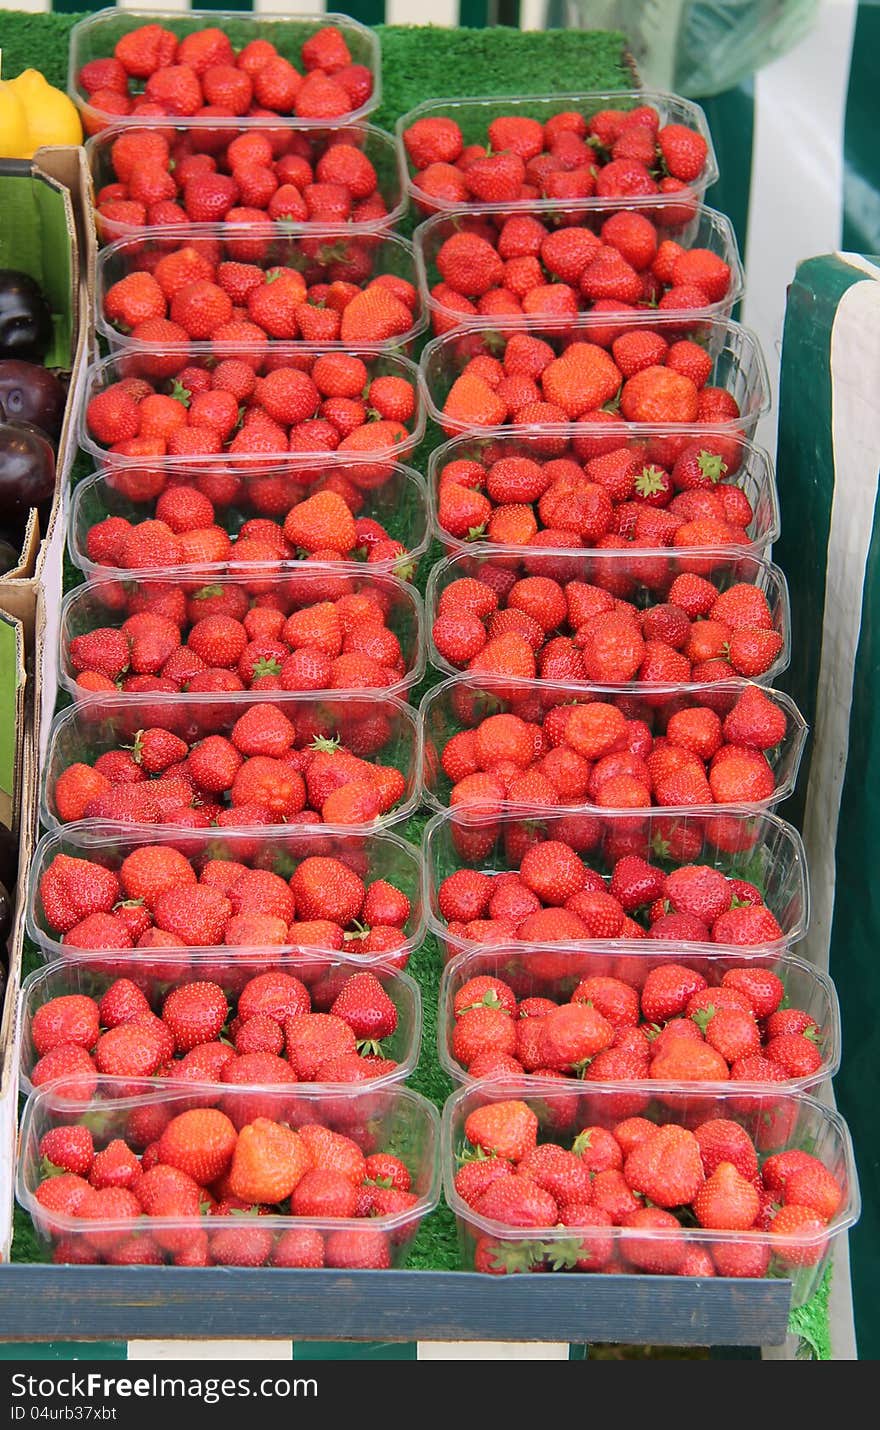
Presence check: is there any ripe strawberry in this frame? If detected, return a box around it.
[658,124,708,182]
[464,1100,538,1162]
[330,973,397,1043]
[519,840,586,904]
[39,1126,95,1178]
[536,1003,615,1072]
[228,1117,311,1203]
[161,981,228,1053]
[693,1161,760,1231]
[324,1229,391,1270]
[665,866,731,924]
[620,1207,686,1274]
[39,856,121,935]
[769,1205,828,1266]
[624,1125,704,1208]
[640,963,708,1022]
[712,904,784,947]
[32,995,100,1056]
[694,1119,758,1180]
[474,1176,556,1229]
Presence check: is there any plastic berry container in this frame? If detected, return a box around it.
[426,427,780,560]
[68,464,431,584]
[441,1080,858,1306]
[18,1078,439,1267]
[69,10,382,135]
[395,90,718,214]
[41,691,422,834]
[425,546,791,687]
[18,953,422,1097]
[96,227,426,357]
[57,568,425,705]
[87,122,407,244]
[437,944,840,1093]
[78,348,426,473]
[27,820,426,969]
[419,316,771,441]
[414,203,744,334]
[422,803,810,963]
[418,675,807,815]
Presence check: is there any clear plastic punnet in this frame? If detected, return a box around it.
[28,821,426,970]
[425,546,790,687]
[79,348,425,471]
[414,203,744,333]
[42,692,422,832]
[442,1080,859,1305]
[419,316,770,441]
[87,122,407,244]
[19,1079,440,1267]
[18,954,423,1096]
[438,944,840,1093]
[426,427,780,559]
[395,90,718,214]
[422,804,810,963]
[69,10,382,134]
[68,465,430,583]
[419,676,807,814]
[58,568,425,704]
[96,227,426,356]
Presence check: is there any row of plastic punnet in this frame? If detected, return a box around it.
[424,546,791,685]
[441,1079,858,1305]
[78,347,426,471]
[418,675,807,813]
[16,954,423,1097]
[87,121,409,243]
[26,820,426,968]
[40,691,423,832]
[419,315,771,441]
[68,9,383,134]
[413,203,744,334]
[426,426,780,560]
[437,944,839,1092]
[394,89,720,213]
[420,803,809,963]
[57,568,426,704]
[18,1078,440,1267]
[95,226,427,356]
[67,463,431,584]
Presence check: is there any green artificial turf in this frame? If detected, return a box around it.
[5,11,630,1273]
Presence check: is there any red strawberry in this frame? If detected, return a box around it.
[464,1100,539,1162]
[624,1125,704,1208]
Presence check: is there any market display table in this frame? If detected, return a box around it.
[0,10,825,1358]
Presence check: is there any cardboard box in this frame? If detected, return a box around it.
[0,147,93,651]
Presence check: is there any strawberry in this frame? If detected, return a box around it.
[324,1229,391,1270]
[31,996,100,1057]
[519,840,586,904]
[640,963,707,1022]
[464,1100,539,1162]
[330,973,397,1043]
[474,1176,556,1229]
[39,1126,95,1178]
[39,856,121,935]
[95,1018,171,1078]
[658,124,708,182]
[721,686,787,749]
[290,856,364,925]
[624,1125,704,1208]
[769,1205,828,1266]
[712,904,784,947]
[284,1015,356,1081]
[665,865,731,924]
[228,1118,311,1203]
[536,1003,615,1072]
[404,117,464,169]
[272,1229,325,1269]
[161,981,228,1053]
[620,1207,686,1274]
